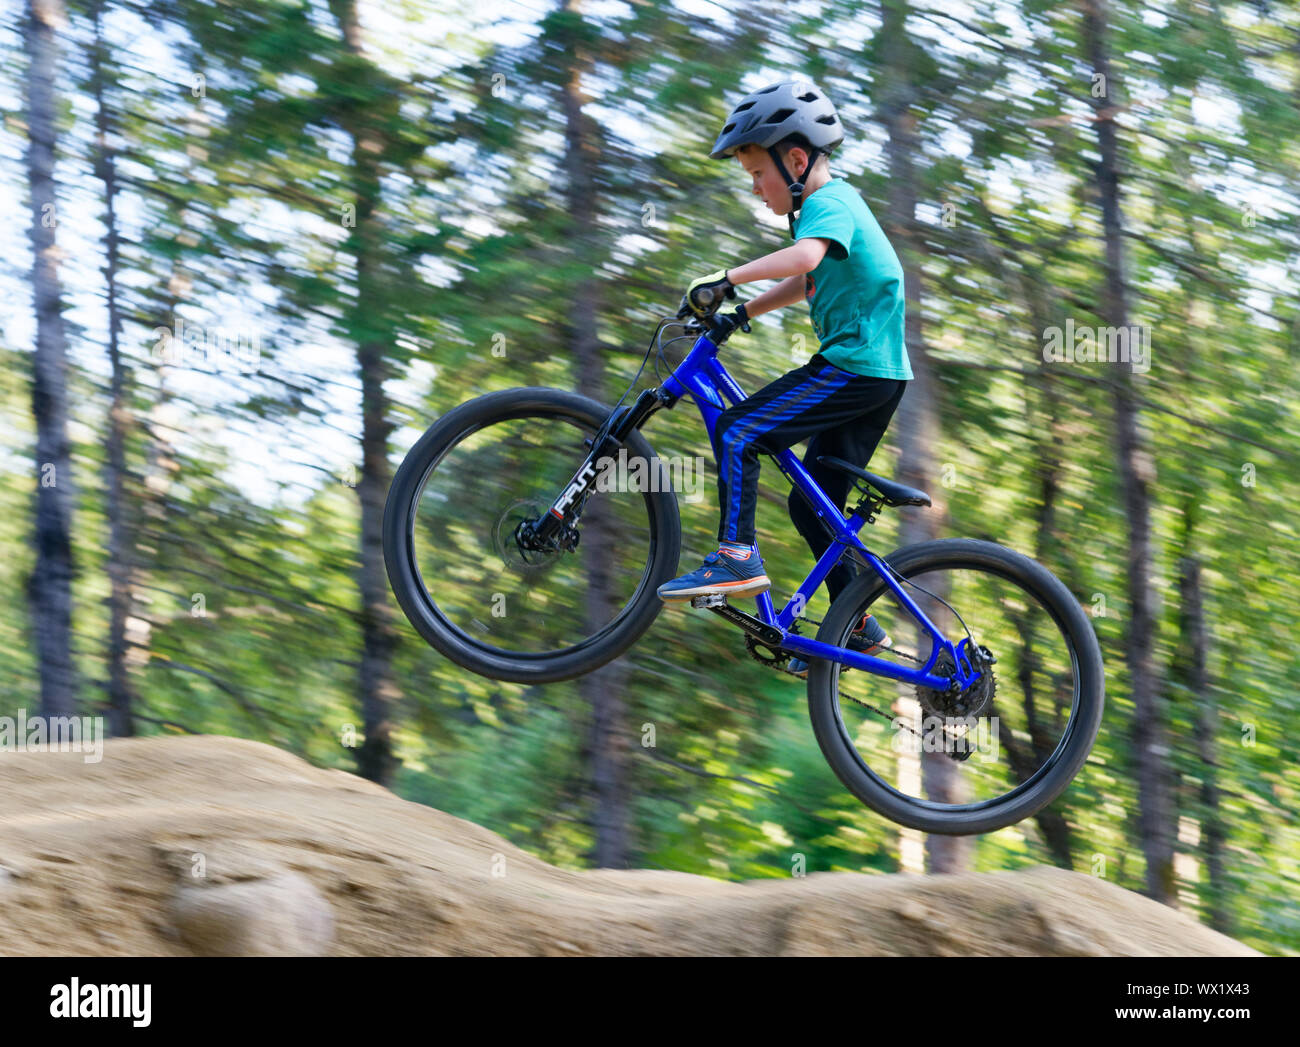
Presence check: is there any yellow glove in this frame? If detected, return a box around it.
[678,270,736,319]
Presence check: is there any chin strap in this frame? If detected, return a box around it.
[769,145,823,236]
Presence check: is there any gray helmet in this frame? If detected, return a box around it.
[709,79,844,161]
[710,79,844,224]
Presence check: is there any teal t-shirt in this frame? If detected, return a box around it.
[791,178,913,381]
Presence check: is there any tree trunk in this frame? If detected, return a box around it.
[1027,376,1077,868]
[1080,0,1173,902]
[880,0,968,874]
[968,198,1081,868]
[330,0,401,786]
[561,0,630,868]
[1175,537,1226,929]
[1175,216,1227,931]
[25,0,77,718]
[131,108,206,698]
[91,0,136,737]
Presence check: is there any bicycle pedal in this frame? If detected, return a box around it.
[690,594,728,609]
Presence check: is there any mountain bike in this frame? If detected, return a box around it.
[383,312,1105,834]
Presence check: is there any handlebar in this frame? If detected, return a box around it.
[675,314,723,341]
[673,307,749,345]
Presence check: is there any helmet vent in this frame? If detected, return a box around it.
[797,91,819,102]
[734,101,755,112]
[816,115,837,124]
[756,84,780,94]
[765,107,795,124]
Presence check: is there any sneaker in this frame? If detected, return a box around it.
[787,612,891,678]
[657,545,771,601]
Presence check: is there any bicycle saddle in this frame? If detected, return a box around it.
[817,456,932,507]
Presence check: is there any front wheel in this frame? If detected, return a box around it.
[383,387,681,683]
[807,538,1105,835]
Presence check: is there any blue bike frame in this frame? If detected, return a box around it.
[659,327,982,692]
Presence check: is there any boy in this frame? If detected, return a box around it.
[655,79,913,676]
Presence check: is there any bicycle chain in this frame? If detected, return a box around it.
[744,620,995,758]
[745,619,930,740]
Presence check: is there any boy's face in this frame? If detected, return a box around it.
[736,145,801,215]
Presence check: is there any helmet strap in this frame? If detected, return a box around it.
[768,144,823,235]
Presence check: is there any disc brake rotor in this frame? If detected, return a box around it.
[492,499,566,576]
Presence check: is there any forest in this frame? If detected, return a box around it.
[2,0,1297,955]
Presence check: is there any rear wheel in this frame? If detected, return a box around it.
[383,387,681,682]
[807,538,1104,834]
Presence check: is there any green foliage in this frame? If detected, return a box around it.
[3,0,1296,955]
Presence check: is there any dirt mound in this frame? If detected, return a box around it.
[0,735,1258,956]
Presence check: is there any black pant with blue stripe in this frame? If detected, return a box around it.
[712,354,907,602]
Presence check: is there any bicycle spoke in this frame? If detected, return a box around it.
[829,563,1081,809]
[409,413,659,656]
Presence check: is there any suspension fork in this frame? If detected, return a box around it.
[519,387,676,550]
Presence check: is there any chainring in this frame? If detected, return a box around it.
[745,633,793,670]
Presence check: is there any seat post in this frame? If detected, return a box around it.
[849,488,888,525]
